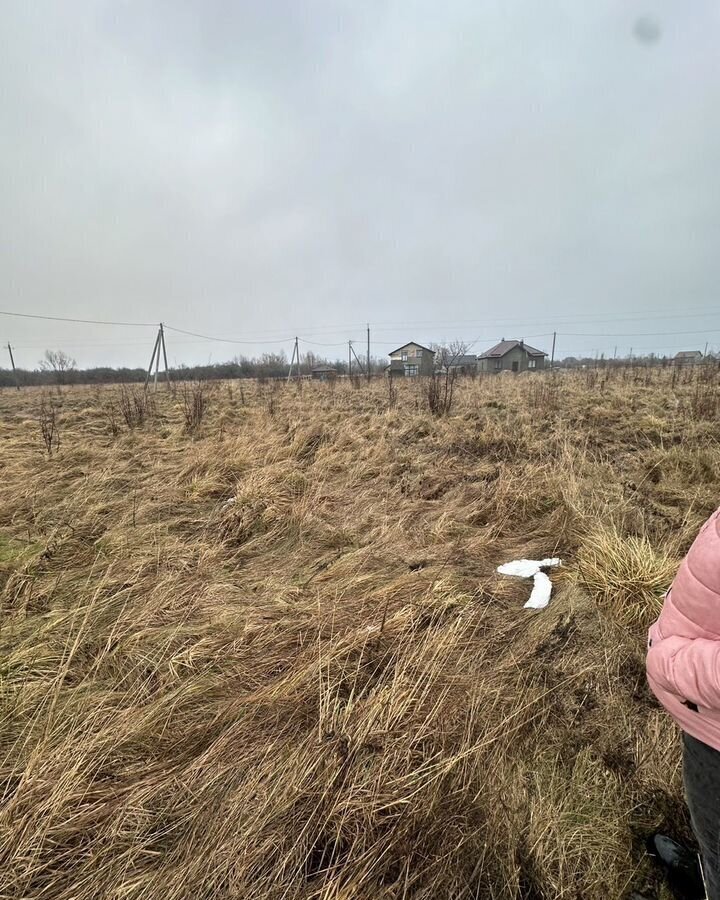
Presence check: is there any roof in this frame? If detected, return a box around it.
[448,355,478,367]
[674,351,703,359]
[479,340,547,359]
[388,342,435,356]
[311,364,337,372]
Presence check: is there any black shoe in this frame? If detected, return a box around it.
[647,834,706,899]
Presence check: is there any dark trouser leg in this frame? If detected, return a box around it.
[683,732,720,899]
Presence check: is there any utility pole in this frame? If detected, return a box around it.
[350,342,365,373]
[550,331,556,368]
[144,329,161,391]
[367,322,372,381]
[348,341,352,377]
[287,337,299,382]
[7,343,19,390]
[160,323,171,387]
[153,330,160,390]
[704,341,709,359]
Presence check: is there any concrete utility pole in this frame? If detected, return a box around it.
[348,341,352,377]
[153,328,161,390]
[160,323,171,386]
[550,331,556,368]
[367,324,371,381]
[287,337,299,382]
[144,330,161,391]
[350,342,365,373]
[7,343,19,390]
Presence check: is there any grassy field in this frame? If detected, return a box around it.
[1,367,719,900]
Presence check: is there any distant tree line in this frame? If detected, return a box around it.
[557,353,717,369]
[0,348,388,388]
[6,347,715,389]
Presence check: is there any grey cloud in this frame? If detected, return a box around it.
[1,1,720,368]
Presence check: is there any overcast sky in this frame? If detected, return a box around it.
[2,1,720,368]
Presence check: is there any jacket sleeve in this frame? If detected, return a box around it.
[647,634,720,710]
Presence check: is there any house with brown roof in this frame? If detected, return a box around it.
[478,339,547,373]
[387,342,435,377]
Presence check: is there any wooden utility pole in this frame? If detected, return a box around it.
[144,330,161,391]
[7,343,20,390]
[366,324,371,381]
[550,331,556,368]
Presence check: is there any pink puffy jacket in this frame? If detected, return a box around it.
[647,507,720,751]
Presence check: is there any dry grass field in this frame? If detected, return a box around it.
[1,367,719,900]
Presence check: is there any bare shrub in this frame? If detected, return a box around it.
[425,341,468,416]
[119,386,155,429]
[182,382,207,434]
[426,369,457,416]
[102,398,120,437]
[38,395,60,455]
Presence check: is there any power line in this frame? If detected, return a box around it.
[163,324,293,345]
[562,328,720,338]
[8,304,720,338]
[0,309,155,327]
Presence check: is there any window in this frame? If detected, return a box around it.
[494,360,502,370]
[528,358,537,369]
[401,352,408,361]
[405,364,418,376]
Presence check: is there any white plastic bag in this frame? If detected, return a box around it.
[496,558,561,610]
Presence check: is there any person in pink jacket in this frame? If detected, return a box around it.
[647,506,720,898]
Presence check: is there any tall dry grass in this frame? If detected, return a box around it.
[0,366,719,899]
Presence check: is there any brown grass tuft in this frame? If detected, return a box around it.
[577,524,679,627]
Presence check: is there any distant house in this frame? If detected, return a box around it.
[478,340,547,374]
[311,364,338,381]
[387,342,435,377]
[447,354,478,375]
[674,350,703,367]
